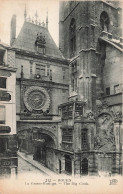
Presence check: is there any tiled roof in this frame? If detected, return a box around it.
[12,21,64,59]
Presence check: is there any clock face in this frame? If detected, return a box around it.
[27,91,45,110]
[24,86,50,112]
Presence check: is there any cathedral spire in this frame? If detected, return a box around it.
[46,9,48,29]
[24,4,27,21]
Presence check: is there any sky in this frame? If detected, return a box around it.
[0,0,59,46]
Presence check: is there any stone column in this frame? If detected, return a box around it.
[61,156,65,174]
[72,158,74,177]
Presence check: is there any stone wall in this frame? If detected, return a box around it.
[103,45,122,95]
[59,1,122,58]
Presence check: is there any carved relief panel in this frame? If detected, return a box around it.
[94,113,116,152]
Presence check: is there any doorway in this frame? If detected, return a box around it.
[59,159,62,174]
[81,158,88,175]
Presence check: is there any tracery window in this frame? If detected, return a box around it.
[70,18,76,57]
[81,129,88,150]
[62,128,73,142]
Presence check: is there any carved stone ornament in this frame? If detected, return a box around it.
[112,111,122,122]
[96,100,109,114]
[94,113,116,152]
[24,86,50,112]
[35,33,46,46]
[86,110,95,120]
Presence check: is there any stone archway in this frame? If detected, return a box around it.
[32,127,58,148]
[32,128,57,172]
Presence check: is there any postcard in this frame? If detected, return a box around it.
[0,0,123,193]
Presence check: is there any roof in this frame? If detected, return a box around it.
[99,37,123,52]
[12,21,65,59]
[99,32,123,52]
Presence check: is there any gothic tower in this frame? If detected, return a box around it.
[59,1,122,111]
[59,1,123,176]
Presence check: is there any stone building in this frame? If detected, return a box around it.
[0,41,18,177]
[58,1,123,176]
[10,13,69,172]
[10,1,123,177]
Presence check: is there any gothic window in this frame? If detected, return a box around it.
[81,129,88,150]
[71,62,77,91]
[62,68,65,80]
[100,11,110,32]
[33,133,38,139]
[36,64,45,77]
[75,103,83,117]
[0,50,5,66]
[62,104,73,119]
[0,77,6,89]
[62,128,73,142]
[0,106,5,124]
[35,33,46,54]
[65,155,72,174]
[114,85,120,94]
[70,18,76,57]
[81,158,88,175]
[0,138,6,153]
[47,65,50,76]
[106,87,110,95]
[30,61,33,75]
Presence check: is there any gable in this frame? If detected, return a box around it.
[13,21,64,59]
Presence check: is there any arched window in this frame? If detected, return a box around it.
[81,158,88,175]
[69,18,76,56]
[65,155,72,174]
[81,129,88,150]
[100,11,110,32]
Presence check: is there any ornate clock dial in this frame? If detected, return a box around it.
[24,86,50,112]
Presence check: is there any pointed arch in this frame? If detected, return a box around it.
[69,18,76,56]
[81,128,88,150]
[100,11,110,32]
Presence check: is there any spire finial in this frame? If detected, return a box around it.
[46,8,48,29]
[24,4,27,21]
[35,10,38,24]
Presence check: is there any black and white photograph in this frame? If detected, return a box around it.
[0,0,123,193]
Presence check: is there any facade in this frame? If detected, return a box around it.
[10,1,123,177]
[58,1,123,176]
[11,14,69,172]
[0,41,17,177]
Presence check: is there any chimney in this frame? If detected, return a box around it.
[10,15,16,46]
